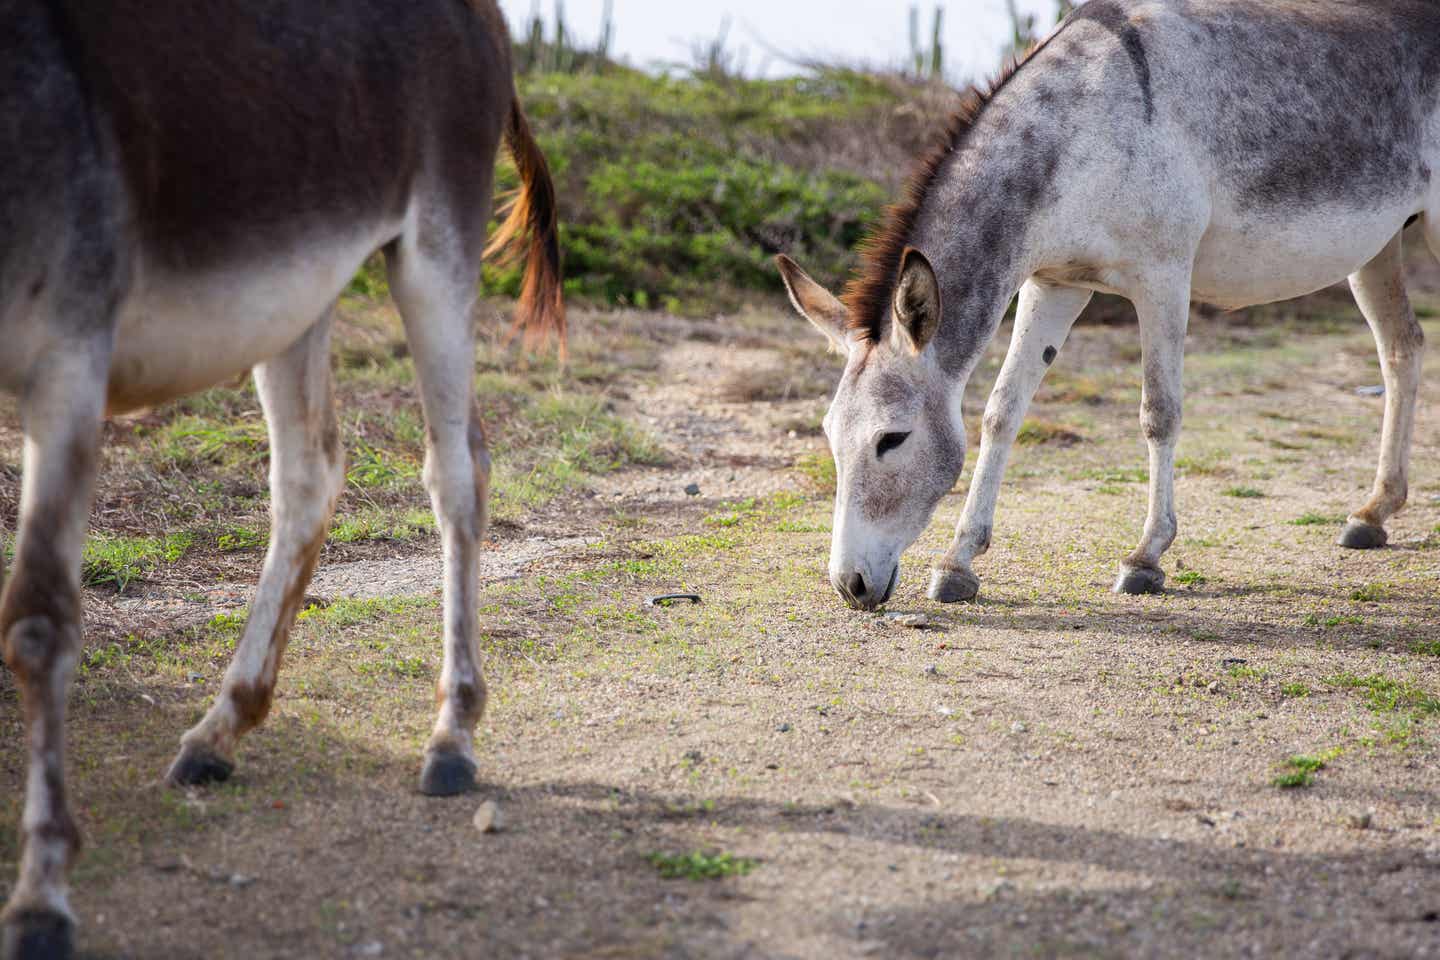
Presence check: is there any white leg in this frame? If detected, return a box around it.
[386,238,491,797]
[1338,230,1423,549]
[1,342,110,958]
[930,280,1093,602]
[168,313,345,784]
[1115,278,1191,594]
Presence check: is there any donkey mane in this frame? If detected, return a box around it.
[841,31,1065,343]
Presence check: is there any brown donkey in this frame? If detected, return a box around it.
[0,2,563,955]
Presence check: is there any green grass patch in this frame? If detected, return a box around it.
[1173,570,1207,587]
[794,452,836,495]
[1408,640,1440,657]
[217,526,267,553]
[1016,419,1083,446]
[82,533,195,592]
[492,392,666,516]
[1175,453,1231,477]
[1323,672,1440,718]
[347,438,421,489]
[145,416,269,470]
[330,508,436,545]
[1349,583,1388,603]
[1222,486,1264,499]
[1280,682,1310,699]
[648,850,757,881]
[1289,512,1343,526]
[1083,466,1147,484]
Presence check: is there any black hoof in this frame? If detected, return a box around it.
[165,745,234,787]
[1338,522,1388,550]
[419,751,476,797]
[2,909,73,960]
[1115,565,1166,596]
[928,566,981,604]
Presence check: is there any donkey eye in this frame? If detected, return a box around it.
[876,432,911,458]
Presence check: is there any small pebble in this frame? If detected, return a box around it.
[1011,721,1028,734]
[884,612,931,629]
[923,664,940,676]
[1355,385,1386,397]
[473,799,503,834]
[1206,680,1222,694]
[936,705,955,717]
[228,873,254,888]
[353,942,384,958]
[777,722,792,733]
[684,483,701,497]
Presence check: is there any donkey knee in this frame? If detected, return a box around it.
[980,401,1019,443]
[1139,398,1180,443]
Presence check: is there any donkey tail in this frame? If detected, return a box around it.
[486,95,566,353]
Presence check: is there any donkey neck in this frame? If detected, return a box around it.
[909,104,1065,379]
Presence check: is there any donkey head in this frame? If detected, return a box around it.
[777,251,966,610]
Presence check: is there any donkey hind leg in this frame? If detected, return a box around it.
[1115,278,1191,595]
[1338,230,1424,550]
[168,312,344,785]
[930,281,1093,602]
[1,343,110,960]
[386,238,491,797]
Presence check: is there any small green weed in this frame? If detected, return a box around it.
[1280,682,1310,699]
[648,850,757,881]
[1272,750,1340,789]
[1349,583,1387,603]
[1408,640,1440,657]
[1173,570,1208,587]
[1222,486,1264,499]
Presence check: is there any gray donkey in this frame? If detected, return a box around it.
[0,2,563,956]
[780,0,1440,610]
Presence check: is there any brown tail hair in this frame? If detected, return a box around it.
[486,96,566,354]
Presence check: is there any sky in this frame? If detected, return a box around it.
[495,0,1059,83]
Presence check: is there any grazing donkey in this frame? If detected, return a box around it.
[779,0,1440,611]
[0,1,562,955]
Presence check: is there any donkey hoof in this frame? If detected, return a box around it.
[2,909,74,960]
[928,566,981,604]
[1338,521,1388,550]
[166,745,234,787]
[1114,565,1166,596]
[419,750,477,797]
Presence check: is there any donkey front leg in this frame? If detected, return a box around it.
[387,243,490,797]
[168,313,344,785]
[2,346,109,960]
[930,281,1093,602]
[1338,230,1423,550]
[1115,280,1190,595]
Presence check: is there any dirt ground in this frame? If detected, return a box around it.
[4,238,1440,959]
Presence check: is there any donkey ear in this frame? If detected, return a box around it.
[892,248,941,355]
[776,255,850,351]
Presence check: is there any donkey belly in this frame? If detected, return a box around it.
[107,227,395,414]
[1189,202,1417,311]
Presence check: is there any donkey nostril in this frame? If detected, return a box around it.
[845,572,867,600]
